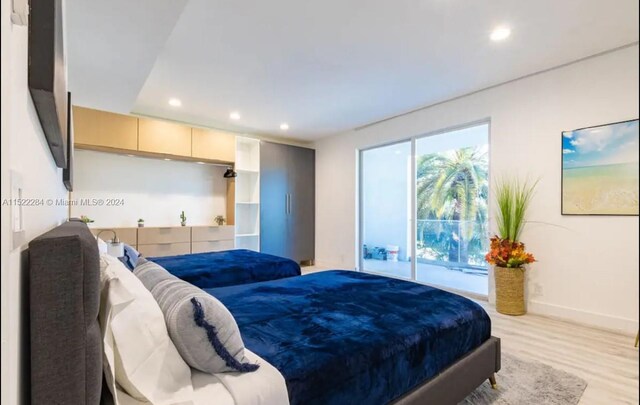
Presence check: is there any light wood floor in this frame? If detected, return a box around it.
[302,267,639,404]
[482,303,639,404]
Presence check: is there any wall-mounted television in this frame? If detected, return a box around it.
[28,0,68,168]
[63,92,73,191]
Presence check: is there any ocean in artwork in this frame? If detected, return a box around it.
[562,120,639,215]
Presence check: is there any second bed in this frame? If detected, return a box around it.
[147,249,301,288]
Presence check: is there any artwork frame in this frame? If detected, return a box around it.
[561,118,639,216]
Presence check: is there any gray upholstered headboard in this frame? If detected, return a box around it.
[29,220,103,405]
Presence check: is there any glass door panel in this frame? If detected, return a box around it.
[415,124,489,295]
[360,141,412,278]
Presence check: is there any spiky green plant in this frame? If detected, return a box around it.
[494,177,538,242]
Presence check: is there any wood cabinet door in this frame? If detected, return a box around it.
[138,118,192,157]
[192,128,236,162]
[73,106,138,150]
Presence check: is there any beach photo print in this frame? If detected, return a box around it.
[562,119,639,216]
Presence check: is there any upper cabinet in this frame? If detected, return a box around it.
[138,118,192,157]
[73,107,237,164]
[192,128,236,162]
[74,107,138,151]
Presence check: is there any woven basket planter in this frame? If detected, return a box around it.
[494,266,526,316]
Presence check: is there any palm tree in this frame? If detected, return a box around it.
[416,147,488,263]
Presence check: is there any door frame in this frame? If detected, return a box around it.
[356,118,492,296]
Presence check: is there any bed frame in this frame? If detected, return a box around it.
[28,221,500,405]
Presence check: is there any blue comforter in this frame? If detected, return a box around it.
[148,249,301,289]
[207,270,491,405]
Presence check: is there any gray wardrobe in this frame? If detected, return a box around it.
[260,141,315,264]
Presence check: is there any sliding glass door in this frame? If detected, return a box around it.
[359,123,489,296]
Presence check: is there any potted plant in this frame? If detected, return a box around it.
[180,211,187,227]
[137,218,145,228]
[80,215,94,224]
[214,215,226,226]
[486,178,537,316]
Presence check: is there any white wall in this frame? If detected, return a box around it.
[1,4,69,404]
[315,45,639,334]
[70,150,229,227]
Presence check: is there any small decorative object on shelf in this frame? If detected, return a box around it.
[214,215,226,226]
[486,177,538,316]
[80,215,94,224]
[180,211,187,227]
[137,218,145,228]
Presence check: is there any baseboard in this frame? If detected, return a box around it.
[528,300,639,336]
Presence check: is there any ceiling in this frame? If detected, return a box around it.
[67,0,639,141]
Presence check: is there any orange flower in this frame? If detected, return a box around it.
[485,236,536,268]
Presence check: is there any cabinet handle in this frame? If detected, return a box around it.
[288,194,292,214]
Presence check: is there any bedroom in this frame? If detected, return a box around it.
[1,0,638,404]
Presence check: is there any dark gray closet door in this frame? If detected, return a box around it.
[288,145,315,263]
[260,142,290,258]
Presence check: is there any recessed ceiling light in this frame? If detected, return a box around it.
[196,161,206,165]
[230,111,241,120]
[490,26,511,41]
[168,98,182,107]
[164,158,172,161]
[280,123,289,131]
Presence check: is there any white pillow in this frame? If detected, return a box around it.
[99,253,194,404]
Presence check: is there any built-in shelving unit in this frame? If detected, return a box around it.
[235,137,261,251]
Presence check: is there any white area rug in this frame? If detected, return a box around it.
[461,353,587,404]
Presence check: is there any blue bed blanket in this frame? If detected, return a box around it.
[207,270,491,405]
[148,249,301,289]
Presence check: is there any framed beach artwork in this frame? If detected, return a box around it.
[562,119,639,216]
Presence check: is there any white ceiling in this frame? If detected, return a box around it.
[67,0,639,141]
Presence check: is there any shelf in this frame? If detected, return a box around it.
[235,136,260,248]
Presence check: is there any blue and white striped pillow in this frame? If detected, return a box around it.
[133,261,258,374]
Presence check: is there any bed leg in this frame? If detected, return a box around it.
[488,374,497,390]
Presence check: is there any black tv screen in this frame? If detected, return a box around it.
[28,0,68,168]
[63,92,73,191]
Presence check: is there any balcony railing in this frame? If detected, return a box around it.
[416,219,488,272]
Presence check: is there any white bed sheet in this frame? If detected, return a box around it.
[114,350,289,405]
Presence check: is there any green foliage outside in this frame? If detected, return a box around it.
[416,147,489,267]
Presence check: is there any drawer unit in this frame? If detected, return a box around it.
[138,227,191,245]
[137,242,191,257]
[92,228,138,247]
[192,240,235,254]
[191,226,235,242]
